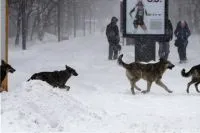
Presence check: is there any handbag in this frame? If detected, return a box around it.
[116,44,122,51]
[112,44,121,51]
[174,39,181,47]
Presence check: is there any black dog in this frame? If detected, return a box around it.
[27,65,78,90]
[0,60,16,86]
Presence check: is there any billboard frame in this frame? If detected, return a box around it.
[122,0,168,38]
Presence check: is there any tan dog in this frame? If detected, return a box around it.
[118,54,174,95]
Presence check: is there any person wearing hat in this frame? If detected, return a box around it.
[174,20,191,63]
[158,19,173,60]
[106,17,121,60]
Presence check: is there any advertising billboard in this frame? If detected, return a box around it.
[123,0,168,37]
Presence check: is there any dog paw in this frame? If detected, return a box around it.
[131,91,135,95]
[131,90,135,95]
[66,86,70,91]
[168,91,173,93]
[141,91,148,94]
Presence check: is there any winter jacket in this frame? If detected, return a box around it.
[157,19,173,42]
[165,19,173,41]
[174,21,191,41]
[106,23,120,44]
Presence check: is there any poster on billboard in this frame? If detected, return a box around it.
[123,0,168,37]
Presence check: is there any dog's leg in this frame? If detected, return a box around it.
[195,81,200,93]
[131,83,141,94]
[59,85,70,91]
[187,79,197,93]
[130,79,141,95]
[155,80,173,93]
[142,81,152,94]
[131,81,142,92]
[129,81,135,95]
[130,82,135,95]
[131,87,135,95]
[65,86,70,91]
[134,83,142,91]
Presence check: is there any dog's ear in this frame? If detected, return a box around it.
[118,54,124,59]
[1,60,6,65]
[65,65,69,69]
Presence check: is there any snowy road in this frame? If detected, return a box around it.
[1,34,200,133]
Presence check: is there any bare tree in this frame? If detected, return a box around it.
[21,0,26,50]
[8,0,110,49]
[169,0,200,33]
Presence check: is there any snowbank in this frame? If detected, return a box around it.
[1,34,200,133]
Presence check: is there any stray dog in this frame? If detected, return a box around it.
[1,60,16,86]
[118,54,175,94]
[181,64,200,93]
[27,65,78,91]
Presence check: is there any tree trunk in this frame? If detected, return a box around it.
[15,5,21,45]
[57,1,61,41]
[37,7,45,41]
[83,8,86,36]
[89,8,92,34]
[21,0,27,50]
[30,17,38,41]
[73,0,76,37]
[93,17,96,33]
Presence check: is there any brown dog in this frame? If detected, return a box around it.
[118,54,175,95]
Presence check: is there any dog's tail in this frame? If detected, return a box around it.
[181,68,193,77]
[118,54,131,69]
[27,74,36,82]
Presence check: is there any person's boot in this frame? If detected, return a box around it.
[108,54,112,60]
[183,58,188,63]
[113,50,118,60]
[179,60,184,64]
[108,52,113,60]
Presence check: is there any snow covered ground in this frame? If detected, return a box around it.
[1,33,200,133]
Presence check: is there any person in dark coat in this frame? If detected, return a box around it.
[106,17,120,60]
[158,19,173,60]
[174,20,191,63]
